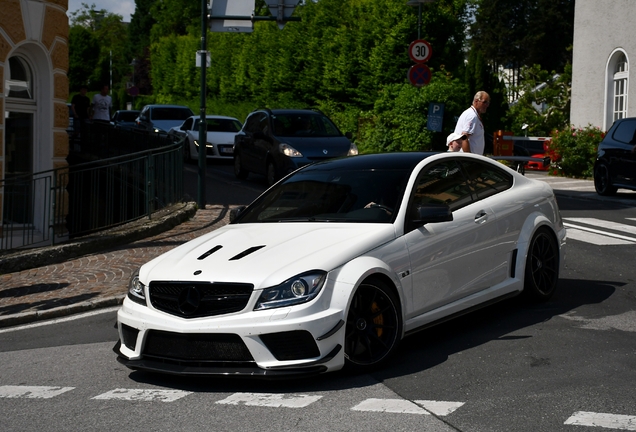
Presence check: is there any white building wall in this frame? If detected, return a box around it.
[571,0,636,130]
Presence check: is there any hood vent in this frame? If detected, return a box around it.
[197,245,223,260]
[229,245,265,261]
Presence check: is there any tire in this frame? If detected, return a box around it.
[344,279,402,371]
[523,227,559,302]
[266,160,278,187]
[234,152,248,179]
[594,162,617,196]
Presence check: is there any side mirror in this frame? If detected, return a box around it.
[229,205,247,223]
[411,203,453,227]
[345,132,353,139]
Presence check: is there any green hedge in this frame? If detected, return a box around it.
[546,125,605,178]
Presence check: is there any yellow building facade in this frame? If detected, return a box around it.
[1,0,69,247]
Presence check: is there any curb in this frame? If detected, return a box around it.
[0,295,125,328]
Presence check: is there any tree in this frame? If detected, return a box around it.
[68,25,100,90]
[69,3,129,94]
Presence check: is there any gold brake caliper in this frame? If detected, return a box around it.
[371,301,383,338]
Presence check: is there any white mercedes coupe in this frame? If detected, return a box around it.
[115,152,566,378]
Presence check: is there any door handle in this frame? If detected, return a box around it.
[474,210,488,223]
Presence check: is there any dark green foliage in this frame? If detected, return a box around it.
[68,25,100,90]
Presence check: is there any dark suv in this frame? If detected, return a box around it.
[594,117,636,195]
[233,109,357,186]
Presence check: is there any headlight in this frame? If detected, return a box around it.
[127,269,147,306]
[280,143,303,157]
[194,140,214,148]
[254,271,326,310]
[348,143,359,156]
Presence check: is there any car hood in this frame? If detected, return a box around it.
[140,223,396,289]
[152,119,187,132]
[201,131,238,144]
[277,136,352,157]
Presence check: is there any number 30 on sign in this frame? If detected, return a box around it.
[409,39,432,64]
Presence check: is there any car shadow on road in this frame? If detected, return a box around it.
[123,278,620,392]
[372,277,619,382]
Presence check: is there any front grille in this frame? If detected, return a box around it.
[121,324,139,350]
[260,330,320,361]
[143,330,254,362]
[149,281,253,318]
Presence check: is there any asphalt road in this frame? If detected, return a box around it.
[1,166,635,431]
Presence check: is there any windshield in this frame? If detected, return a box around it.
[152,107,194,121]
[271,113,342,138]
[195,118,242,132]
[236,166,410,223]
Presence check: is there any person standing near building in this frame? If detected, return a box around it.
[91,84,112,123]
[454,91,490,154]
[71,85,90,133]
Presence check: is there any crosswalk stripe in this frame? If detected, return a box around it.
[0,385,74,399]
[216,392,322,408]
[352,398,430,415]
[565,217,636,236]
[564,223,636,244]
[566,228,633,246]
[565,411,636,430]
[414,400,465,416]
[91,388,192,402]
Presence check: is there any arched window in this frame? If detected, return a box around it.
[606,51,629,128]
[613,53,628,122]
[5,56,34,99]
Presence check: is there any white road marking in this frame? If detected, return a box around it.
[92,388,192,402]
[414,400,465,416]
[563,221,636,245]
[0,385,74,399]
[565,411,636,430]
[565,228,633,246]
[352,398,429,415]
[559,310,636,333]
[216,392,322,408]
[0,306,120,334]
[565,218,636,236]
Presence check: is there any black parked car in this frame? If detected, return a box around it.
[594,117,636,195]
[111,110,140,131]
[233,108,357,186]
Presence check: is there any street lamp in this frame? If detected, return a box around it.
[406,0,436,40]
[130,58,137,109]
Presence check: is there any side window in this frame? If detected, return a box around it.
[258,115,270,135]
[460,160,513,200]
[244,113,264,134]
[410,160,473,212]
[612,119,636,144]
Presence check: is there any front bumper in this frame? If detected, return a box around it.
[114,295,347,377]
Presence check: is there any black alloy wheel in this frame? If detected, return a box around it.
[234,152,248,179]
[594,162,618,196]
[524,227,559,302]
[345,280,402,370]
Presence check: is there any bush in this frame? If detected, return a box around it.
[545,125,605,178]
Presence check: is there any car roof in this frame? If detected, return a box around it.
[304,152,438,172]
[189,115,240,120]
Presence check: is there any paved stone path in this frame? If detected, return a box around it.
[0,205,231,326]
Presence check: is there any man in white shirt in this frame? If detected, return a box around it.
[454,91,490,154]
[91,84,112,122]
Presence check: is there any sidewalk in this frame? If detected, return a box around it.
[1,173,634,329]
[0,203,231,328]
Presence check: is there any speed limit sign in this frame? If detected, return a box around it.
[409,39,432,63]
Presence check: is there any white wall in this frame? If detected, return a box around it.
[571,0,636,130]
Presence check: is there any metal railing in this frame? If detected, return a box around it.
[1,127,184,251]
